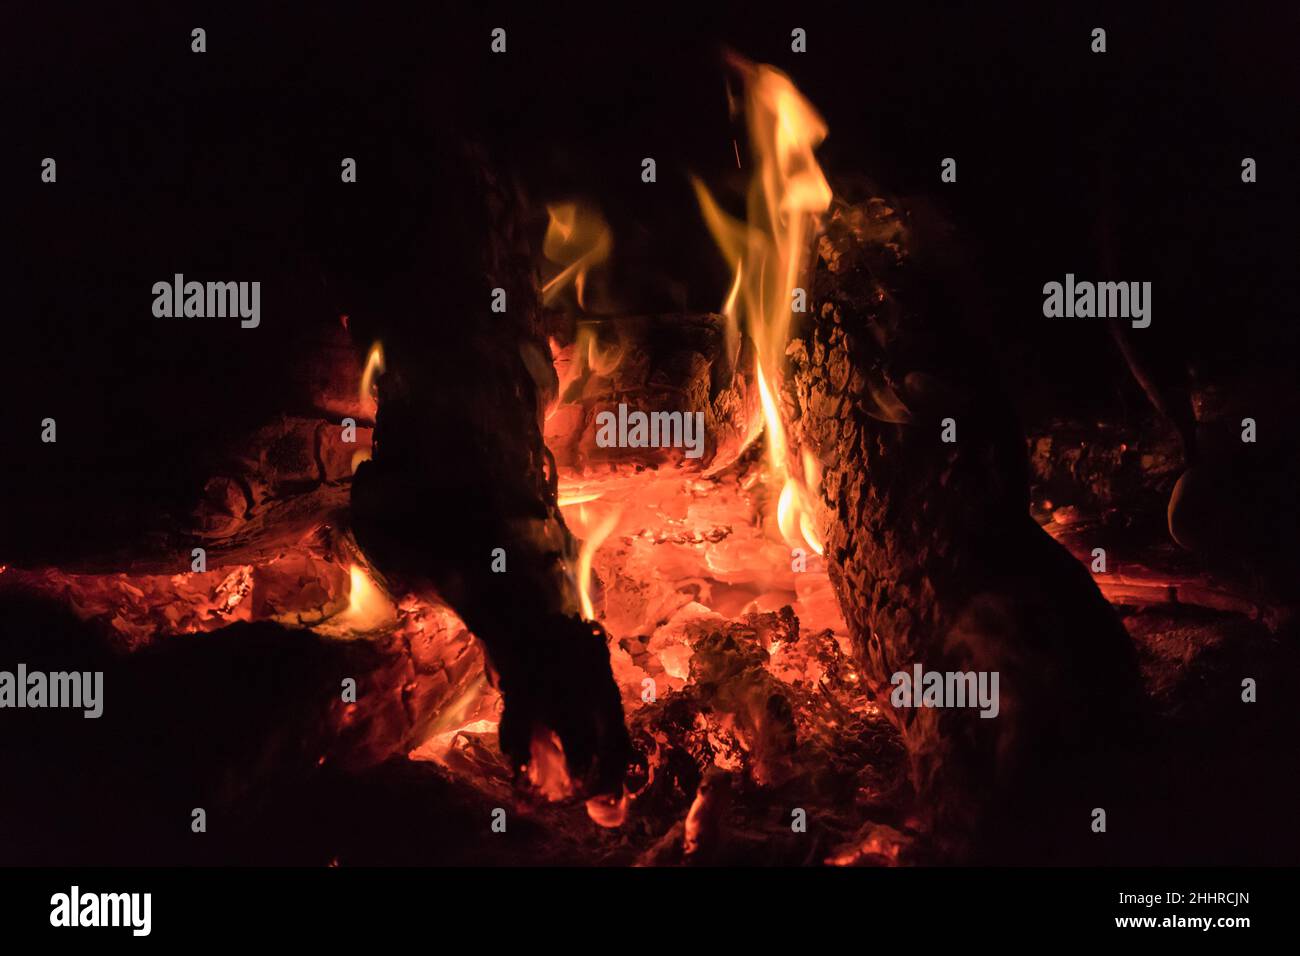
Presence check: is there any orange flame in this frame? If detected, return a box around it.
[579,324,624,376]
[720,259,744,370]
[527,727,574,801]
[547,325,625,423]
[360,341,385,411]
[351,341,385,474]
[541,202,612,311]
[569,501,623,621]
[694,56,831,555]
[585,790,630,828]
[337,563,396,632]
[557,490,603,508]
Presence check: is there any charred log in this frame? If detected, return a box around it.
[0,593,463,863]
[340,141,631,796]
[545,312,760,478]
[788,197,1146,859]
[0,314,366,578]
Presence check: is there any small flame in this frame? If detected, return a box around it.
[548,325,624,423]
[754,362,787,471]
[338,563,396,632]
[541,202,612,311]
[695,55,831,555]
[719,261,744,375]
[570,502,623,621]
[527,727,574,801]
[360,341,385,416]
[557,491,603,508]
[580,325,624,376]
[585,790,630,828]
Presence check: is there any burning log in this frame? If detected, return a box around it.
[0,587,486,863]
[544,313,761,479]
[343,142,632,798]
[2,134,636,803]
[787,197,1146,858]
[0,311,369,579]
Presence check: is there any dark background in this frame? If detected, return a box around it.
[4,1,1297,554]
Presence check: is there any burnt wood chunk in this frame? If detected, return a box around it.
[544,312,760,478]
[344,143,631,796]
[788,198,1145,859]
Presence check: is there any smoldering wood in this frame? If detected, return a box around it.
[342,142,632,796]
[0,136,635,798]
[0,311,368,577]
[544,312,760,478]
[0,596,487,863]
[787,196,1146,859]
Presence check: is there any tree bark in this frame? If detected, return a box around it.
[788,197,1145,858]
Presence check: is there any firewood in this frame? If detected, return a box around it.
[787,197,1146,859]
[544,313,761,478]
[345,143,632,797]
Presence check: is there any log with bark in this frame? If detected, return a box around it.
[787,196,1146,860]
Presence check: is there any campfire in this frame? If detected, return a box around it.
[4,47,1294,869]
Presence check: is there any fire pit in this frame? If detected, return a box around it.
[4,15,1297,872]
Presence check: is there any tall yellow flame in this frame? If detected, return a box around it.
[695,56,831,555]
[569,502,623,621]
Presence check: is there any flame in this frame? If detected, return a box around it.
[527,727,574,801]
[570,502,623,621]
[547,325,625,422]
[585,792,629,828]
[557,491,603,508]
[719,261,744,376]
[541,202,612,310]
[694,55,831,555]
[360,341,385,416]
[338,563,396,632]
[564,324,625,383]
[580,325,624,376]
